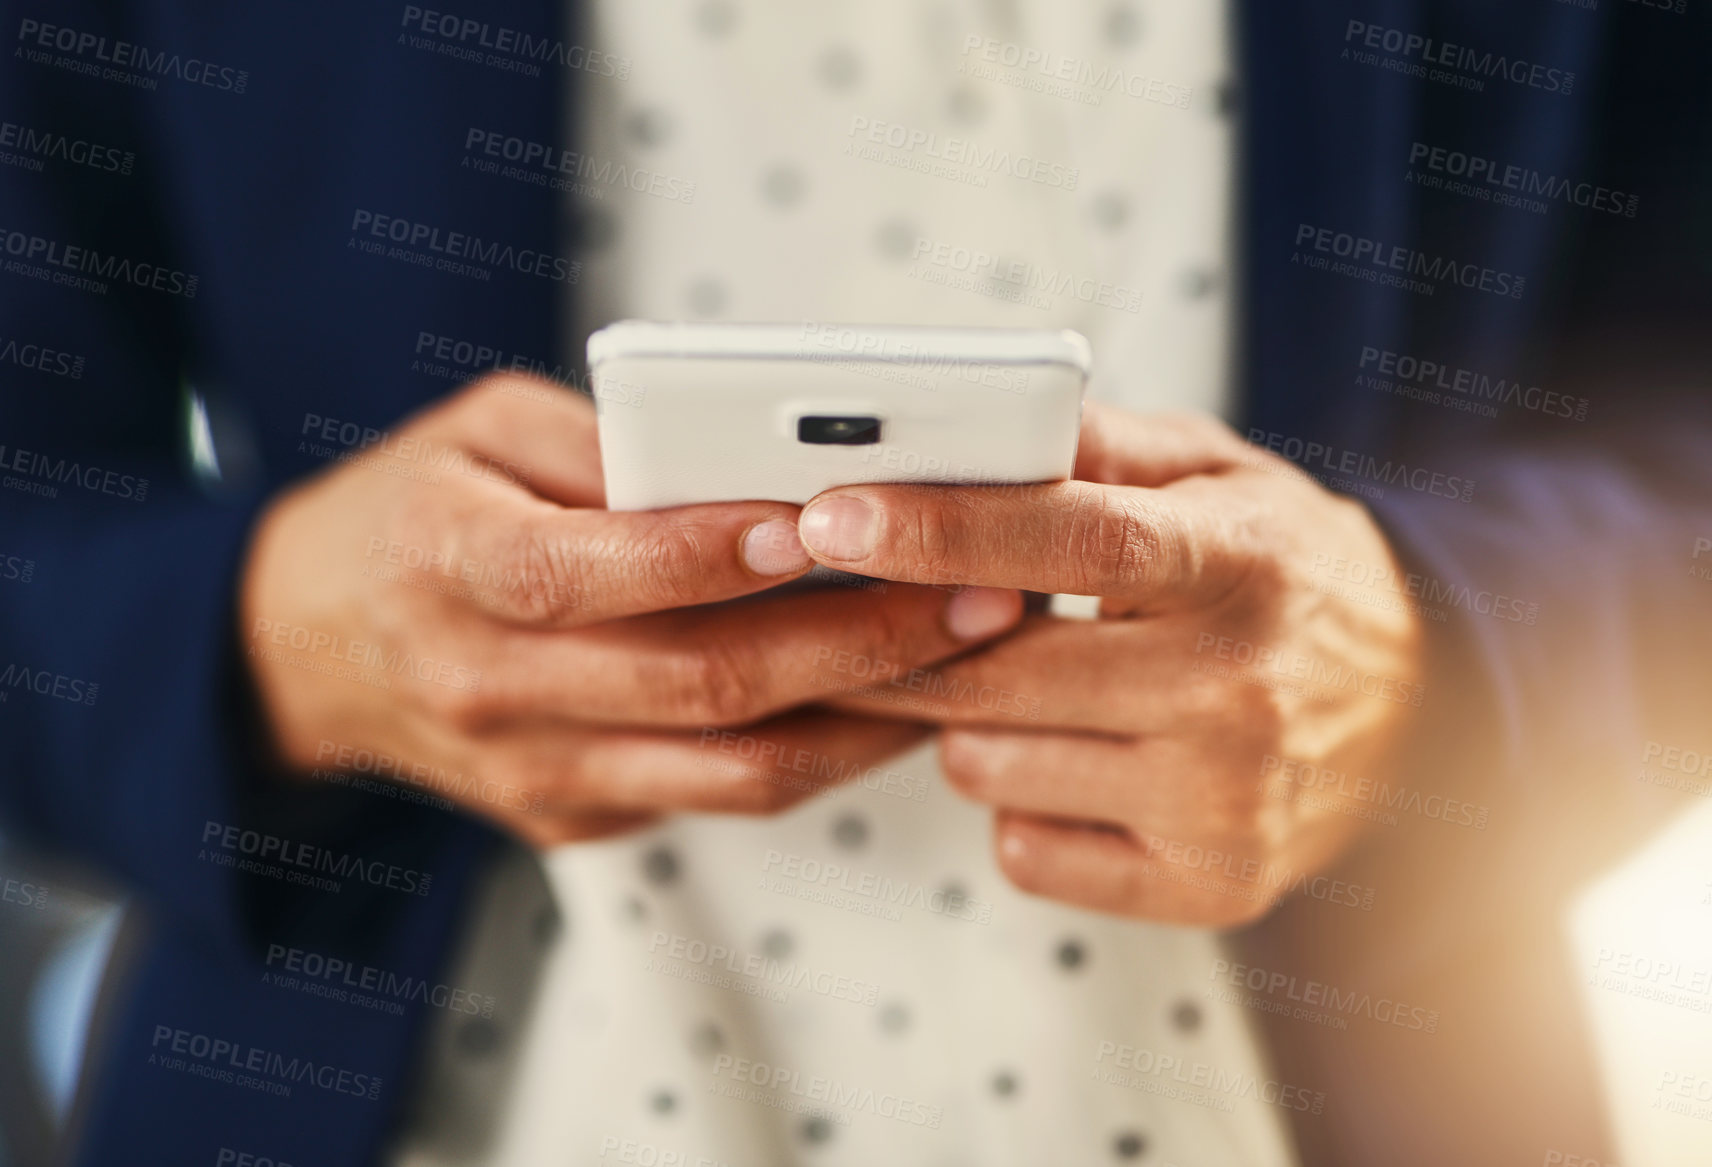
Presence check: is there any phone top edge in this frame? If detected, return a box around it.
[586,320,1092,377]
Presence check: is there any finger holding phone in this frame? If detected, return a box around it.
[795,401,1427,925]
[239,374,1022,848]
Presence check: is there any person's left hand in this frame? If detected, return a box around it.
[792,401,1427,925]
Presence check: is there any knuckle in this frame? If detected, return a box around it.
[721,771,803,815]
[421,676,491,734]
[895,499,963,585]
[939,734,995,801]
[995,829,1044,892]
[512,528,589,622]
[1064,488,1163,595]
[634,521,719,609]
[662,640,771,727]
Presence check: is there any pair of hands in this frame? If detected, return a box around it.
[242,374,1422,925]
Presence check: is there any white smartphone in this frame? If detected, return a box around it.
[588,321,1091,511]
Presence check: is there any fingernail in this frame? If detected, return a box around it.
[742,519,811,576]
[1000,831,1028,863]
[945,586,1023,642]
[798,496,877,561]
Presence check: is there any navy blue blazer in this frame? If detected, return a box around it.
[1,1,1708,1164]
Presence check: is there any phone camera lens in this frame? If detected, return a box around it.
[797,415,881,445]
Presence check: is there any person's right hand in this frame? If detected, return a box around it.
[239,375,1023,847]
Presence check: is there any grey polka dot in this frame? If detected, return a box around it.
[456,1015,502,1059]
[759,927,794,960]
[947,85,987,125]
[643,846,681,886]
[686,277,727,317]
[874,218,918,261]
[818,44,861,89]
[831,813,869,850]
[800,1115,835,1145]
[939,880,970,916]
[1091,191,1129,232]
[694,0,738,37]
[1171,999,1203,1034]
[650,1088,677,1115]
[1113,1131,1147,1159]
[623,107,672,149]
[990,1069,1020,1098]
[760,164,806,208]
[982,0,1020,22]
[878,1001,911,1034]
[1103,3,1143,47]
[1056,937,1087,971]
[691,1021,726,1058]
[1179,267,1220,298]
[623,894,649,923]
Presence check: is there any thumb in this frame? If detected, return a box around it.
[415,373,607,508]
[1073,402,1254,489]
